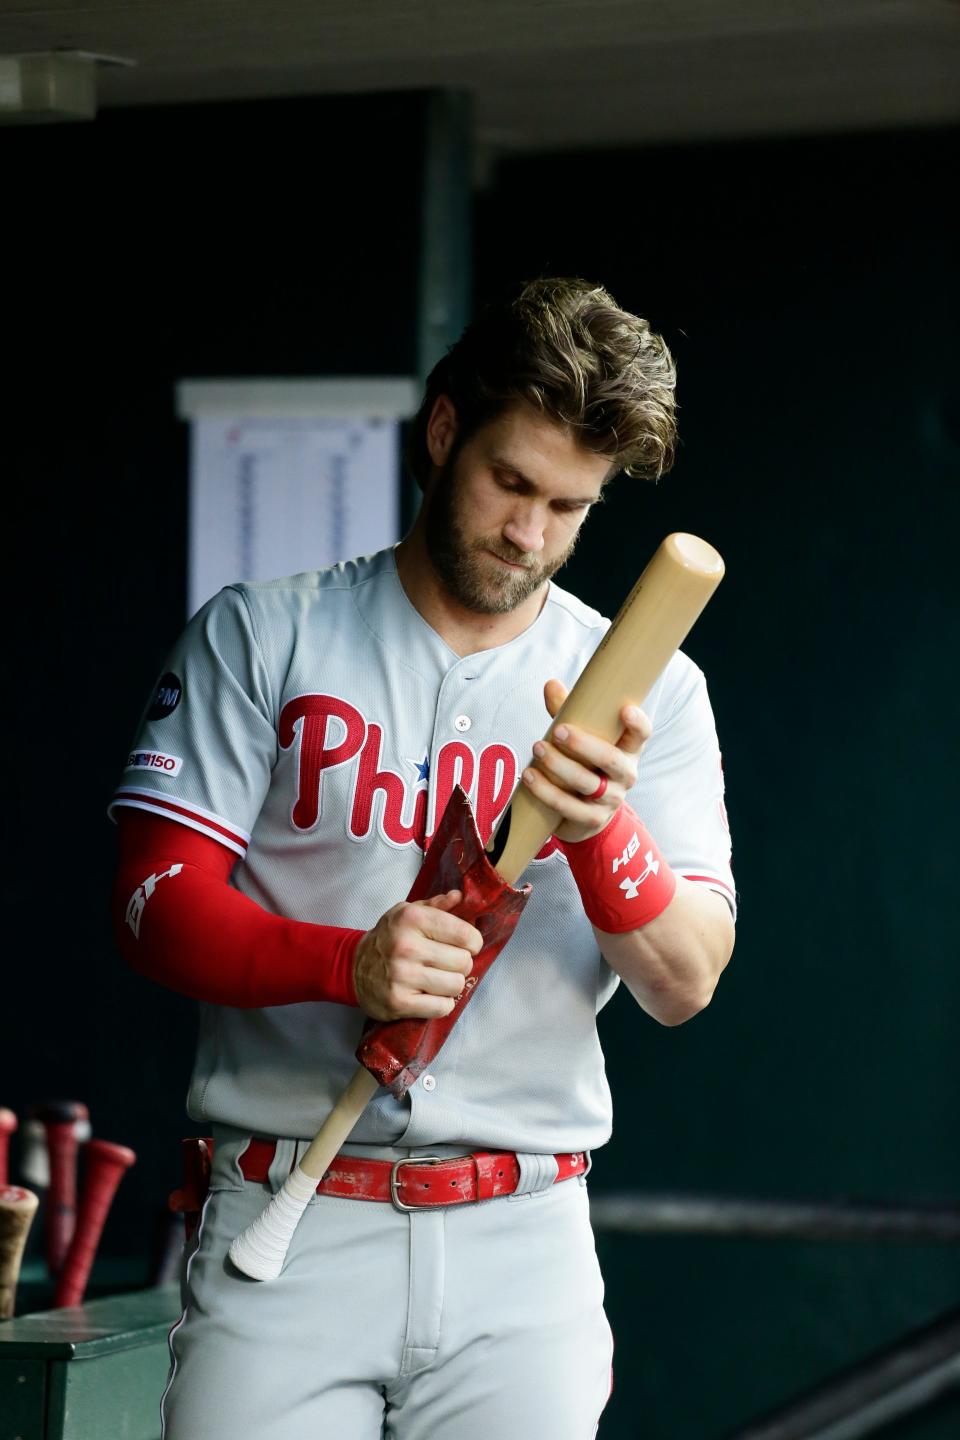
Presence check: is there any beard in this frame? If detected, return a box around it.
[423,458,579,615]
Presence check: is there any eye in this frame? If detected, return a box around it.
[494,471,522,493]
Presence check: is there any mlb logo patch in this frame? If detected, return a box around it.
[125,750,184,777]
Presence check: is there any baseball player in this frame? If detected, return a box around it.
[112,277,735,1439]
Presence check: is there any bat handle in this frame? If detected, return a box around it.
[54,1140,136,1308]
[44,1120,79,1275]
[229,1066,379,1281]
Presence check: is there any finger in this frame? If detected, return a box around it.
[531,738,625,798]
[421,889,464,912]
[414,905,483,954]
[543,678,569,721]
[542,726,637,790]
[521,762,614,828]
[616,704,653,755]
[408,938,476,975]
[394,991,457,1021]
[411,961,470,998]
[550,721,640,781]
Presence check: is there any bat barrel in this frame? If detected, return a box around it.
[489,532,725,884]
[54,1139,136,1308]
[0,1185,39,1319]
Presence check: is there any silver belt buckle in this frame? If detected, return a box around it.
[390,1155,448,1212]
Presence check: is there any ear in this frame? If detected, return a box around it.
[425,394,458,469]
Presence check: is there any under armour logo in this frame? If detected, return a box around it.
[611,832,641,873]
[125,863,183,939]
[618,851,660,900]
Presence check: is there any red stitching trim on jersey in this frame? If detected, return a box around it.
[681,874,736,900]
[111,791,249,853]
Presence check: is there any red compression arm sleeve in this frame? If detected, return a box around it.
[112,810,363,1008]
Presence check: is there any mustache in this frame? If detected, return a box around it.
[482,543,538,570]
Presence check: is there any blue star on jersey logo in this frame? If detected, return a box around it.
[406,753,430,786]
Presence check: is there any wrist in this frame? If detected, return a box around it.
[558,803,676,933]
[300,922,363,1007]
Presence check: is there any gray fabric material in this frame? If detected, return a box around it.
[160,1172,613,1440]
[511,1150,561,1198]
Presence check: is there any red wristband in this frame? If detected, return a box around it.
[558,804,676,933]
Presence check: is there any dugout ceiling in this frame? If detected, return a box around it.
[0,0,958,150]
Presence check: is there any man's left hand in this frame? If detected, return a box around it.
[521,678,652,844]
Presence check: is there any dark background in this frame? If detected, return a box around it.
[3,96,958,1438]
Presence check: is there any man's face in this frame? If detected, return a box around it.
[423,400,611,616]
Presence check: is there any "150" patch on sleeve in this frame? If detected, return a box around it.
[124,750,184,777]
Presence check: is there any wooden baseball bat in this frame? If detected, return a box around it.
[0,1185,39,1319]
[19,1108,91,1190]
[229,532,724,1280]
[54,1139,136,1308]
[0,1109,16,1188]
[486,532,725,877]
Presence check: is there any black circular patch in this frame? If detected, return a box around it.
[148,672,183,720]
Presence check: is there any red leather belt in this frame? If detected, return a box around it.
[239,1139,589,1211]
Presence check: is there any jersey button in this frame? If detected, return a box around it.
[454,715,471,732]
[421,1074,437,1091]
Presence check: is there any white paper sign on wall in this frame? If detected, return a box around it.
[177,378,418,617]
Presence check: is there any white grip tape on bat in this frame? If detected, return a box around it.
[228,1164,317,1280]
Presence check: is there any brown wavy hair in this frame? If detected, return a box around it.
[407,277,677,489]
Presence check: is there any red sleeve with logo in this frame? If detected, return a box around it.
[113,811,362,1008]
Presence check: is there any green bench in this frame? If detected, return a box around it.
[0,1285,180,1439]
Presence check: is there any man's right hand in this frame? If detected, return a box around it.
[353,891,483,1021]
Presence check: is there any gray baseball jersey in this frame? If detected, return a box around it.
[111,546,735,1151]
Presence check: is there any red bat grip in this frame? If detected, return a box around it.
[54,1140,136,1308]
[44,1121,80,1275]
[0,1109,16,1188]
[356,788,530,1095]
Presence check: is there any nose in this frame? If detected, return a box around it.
[502,501,546,555]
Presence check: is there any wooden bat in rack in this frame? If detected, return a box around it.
[0,1110,16,1188]
[0,1185,39,1319]
[54,1139,136,1308]
[29,1099,89,1275]
[229,533,725,1281]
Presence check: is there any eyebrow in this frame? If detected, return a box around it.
[491,457,603,507]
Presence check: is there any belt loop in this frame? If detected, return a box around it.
[508,1152,560,1200]
[268,1137,298,1195]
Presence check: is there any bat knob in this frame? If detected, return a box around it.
[228,1230,285,1282]
[86,1139,137,1172]
[29,1100,90,1126]
[228,1165,318,1281]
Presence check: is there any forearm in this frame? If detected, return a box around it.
[521,679,735,1024]
[556,800,734,1025]
[595,877,734,1025]
[113,811,363,1008]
